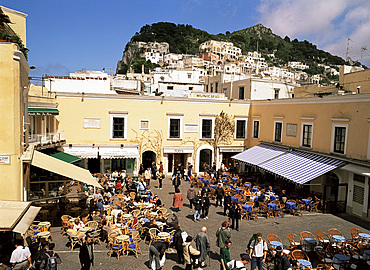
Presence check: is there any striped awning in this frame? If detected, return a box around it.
[259,150,347,184]
[231,144,287,166]
[232,144,347,184]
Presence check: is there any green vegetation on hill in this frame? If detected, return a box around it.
[118,22,365,77]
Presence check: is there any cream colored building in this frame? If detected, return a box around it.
[199,40,242,60]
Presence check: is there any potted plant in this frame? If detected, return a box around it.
[0,28,8,41]
[10,35,20,43]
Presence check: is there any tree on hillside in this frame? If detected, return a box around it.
[208,111,235,164]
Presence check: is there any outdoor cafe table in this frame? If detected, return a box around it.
[222,178,228,183]
[78,227,92,233]
[269,241,283,248]
[332,235,346,242]
[231,196,239,202]
[232,178,238,182]
[359,233,370,242]
[332,254,350,269]
[297,259,312,269]
[202,179,209,184]
[210,184,217,189]
[268,203,277,210]
[235,188,243,194]
[158,232,170,241]
[363,250,370,260]
[302,199,311,205]
[122,214,132,219]
[38,221,51,231]
[242,204,252,212]
[270,195,279,201]
[116,234,130,252]
[286,202,296,210]
[252,188,258,192]
[244,183,251,187]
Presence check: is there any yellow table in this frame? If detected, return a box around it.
[38,221,51,231]
[116,234,130,252]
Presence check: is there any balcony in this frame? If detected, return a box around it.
[28,131,65,145]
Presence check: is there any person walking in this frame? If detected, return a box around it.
[226,254,250,270]
[137,178,146,196]
[151,161,157,180]
[193,190,202,222]
[187,184,196,210]
[149,241,169,270]
[158,162,164,189]
[229,202,241,231]
[9,239,32,270]
[144,167,151,185]
[186,162,193,181]
[273,246,290,270]
[173,188,183,212]
[172,225,184,264]
[201,193,210,219]
[249,232,268,270]
[40,243,61,270]
[34,241,48,270]
[216,221,231,253]
[215,183,224,207]
[139,163,145,176]
[183,236,200,270]
[220,240,232,270]
[194,227,210,268]
[223,191,231,216]
[172,172,182,192]
[79,236,94,270]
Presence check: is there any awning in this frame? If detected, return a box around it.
[63,146,98,159]
[31,150,102,188]
[50,151,80,164]
[28,107,59,116]
[232,144,287,166]
[99,147,139,159]
[259,150,347,184]
[232,143,347,184]
[163,146,194,154]
[0,201,36,232]
[13,206,41,234]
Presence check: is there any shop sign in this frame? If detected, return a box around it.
[0,155,10,164]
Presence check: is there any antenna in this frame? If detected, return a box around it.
[345,38,353,62]
[361,47,367,63]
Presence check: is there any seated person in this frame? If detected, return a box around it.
[156,211,167,223]
[115,213,123,224]
[73,218,85,231]
[92,212,102,223]
[266,186,275,194]
[153,195,162,207]
[144,218,159,230]
[66,224,85,240]
[280,190,288,204]
[245,187,251,196]
[144,186,154,201]
[124,193,131,202]
[166,213,178,228]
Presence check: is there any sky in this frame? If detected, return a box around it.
[2,0,370,78]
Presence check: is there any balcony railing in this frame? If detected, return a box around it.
[28,131,65,144]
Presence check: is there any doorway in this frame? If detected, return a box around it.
[88,158,100,174]
[142,151,156,171]
[323,172,347,213]
[199,149,212,172]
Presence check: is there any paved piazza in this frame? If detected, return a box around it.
[52,177,370,270]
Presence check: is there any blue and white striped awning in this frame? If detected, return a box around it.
[232,144,347,184]
[231,144,287,166]
[259,150,347,184]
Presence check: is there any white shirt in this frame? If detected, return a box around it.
[10,246,31,263]
[226,260,246,270]
[144,170,151,180]
[73,221,85,231]
[250,239,268,257]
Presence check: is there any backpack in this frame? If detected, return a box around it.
[247,234,258,250]
[45,251,57,270]
[230,260,243,270]
[181,231,188,243]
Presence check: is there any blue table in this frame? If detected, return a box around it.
[232,177,238,182]
[269,240,283,248]
[304,238,317,245]
[363,250,370,260]
[286,202,296,210]
[224,173,229,176]
[210,184,217,189]
[198,176,204,180]
[332,254,350,269]
[270,195,279,201]
[235,188,243,193]
[359,233,370,241]
[231,196,239,202]
[202,179,209,184]
[242,204,252,212]
[252,188,258,192]
[332,235,346,242]
[245,183,251,187]
[302,199,311,205]
[297,259,312,269]
[222,178,228,182]
[268,203,277,210]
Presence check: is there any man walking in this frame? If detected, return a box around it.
[193,191,202,222]
[273,246,290,270]
[194,227,210,268]
[216,221,231,253]
[249,232,268,270]
[220,240,231,270]
[9,239,32,270]
[215,183,224,207]
[79,236,94,270]
[187,184,196,210]
[151,161,157,180]
[144,167,151,185]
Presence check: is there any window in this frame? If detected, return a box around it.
[235,119,247,139]
[302,124,313,147]
[210,84,213,93]
[274,89,280,99]
[215,82,218,93]
[188,73,192,79]
[274,122,283,142]
[206,85,208,92]
[334,126,346,154]
[201,119,213,139]
[189,87,193,91]
[239,87,245,99]
[111,116,126,139]
[168,117,182,139]
[253,120,259,138]
[140,120,149,130]
[167,86,173,90]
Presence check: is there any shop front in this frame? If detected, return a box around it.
[163,146,193,174]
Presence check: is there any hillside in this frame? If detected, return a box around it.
[117,22,357,75]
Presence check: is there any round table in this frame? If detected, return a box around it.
[232,178,238,182]
[269,241,283,248]
[210,185,217,189]
[363,250,370,260]
[123,214,132,219]
[242,204,252,212]
[158,232,170,240]
[235,188,243,193]
[301,199,311,205]
[268,203,277,210]
[359,233,370,242]
[297,259,312,269]
[78,227,91,233]
[332,254,349,269]
[231,196,239,202]
[156,221,165,228]
[117,235,130,242]
[332,235,346,242]
[285,202,296,210]
[150,212,157,217]
[38,221,51,231]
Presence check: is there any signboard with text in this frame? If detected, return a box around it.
[0,155,10,164]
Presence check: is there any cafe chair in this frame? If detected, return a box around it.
[287,233,301,249]
[108,239,124,260]
[126,239,142,258]
[267,234,283,244]
[148,228,160,247]
[328,228,344,238]
[349,228,361,241]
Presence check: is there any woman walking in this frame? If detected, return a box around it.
[173,188,183,212]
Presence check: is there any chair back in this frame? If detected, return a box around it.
[328,228,344,238]
[349,228,361,239]
[267,234,282,243]
[288,233,300,247]
[301,231,316,241]
[86,221,99,230]
[291,249,309,261]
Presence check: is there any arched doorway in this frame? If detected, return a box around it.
[142,151,156,171]
[199,149,212,172]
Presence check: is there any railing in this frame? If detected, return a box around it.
[28,131,65,144]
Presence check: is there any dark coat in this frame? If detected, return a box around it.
[79,243,94,270]
[193,195,202,210]
[224,195,231,206]
[173,229,184,251]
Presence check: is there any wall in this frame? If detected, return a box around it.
[1,6,27,46]
[44,77,112,94]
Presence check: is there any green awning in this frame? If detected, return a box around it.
[28,107,59,116]
[50,151,80,164]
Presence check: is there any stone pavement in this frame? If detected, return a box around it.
[51,176,370,270]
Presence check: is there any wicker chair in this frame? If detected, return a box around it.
[267,234,283,243]
[148,228,160,247]
[291,249,310,261]
[328,228,344,238]
[108,239,124,260]
[316,230,330,247]
[349,228,361,240]
[287,233,301,249]
[126,239,142,258]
